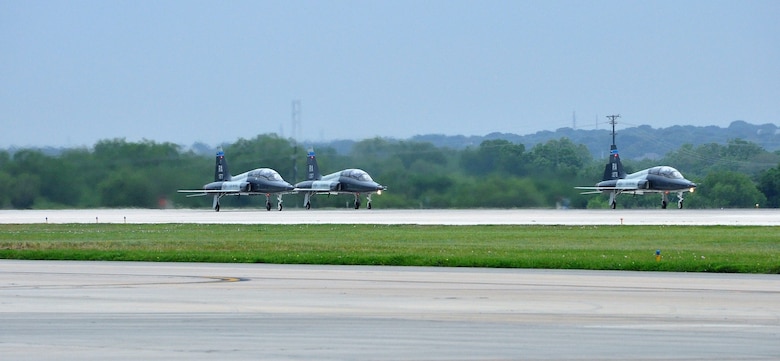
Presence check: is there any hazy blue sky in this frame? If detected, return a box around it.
[2,0,778,148]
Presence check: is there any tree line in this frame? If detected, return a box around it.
[1,134,778,209]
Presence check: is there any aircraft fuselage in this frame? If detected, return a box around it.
[295,169,386,194]
[203,168,294,194]
[595,166,696,193]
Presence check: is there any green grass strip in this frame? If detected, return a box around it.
[1,224,778,273]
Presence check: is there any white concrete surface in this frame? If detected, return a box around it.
[1,208,779,225]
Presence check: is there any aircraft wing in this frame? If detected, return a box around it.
[575,186,675,196]
[575,185,655,191]
[576,190,604,195]
[574,186,639,190]
[177,189,294,196]
[177,190,209,197]
[177,189,237,195]
[293,187,339,194]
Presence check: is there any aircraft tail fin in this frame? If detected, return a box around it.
[214,149,232,182]
[601,144,626,181]
[305,147,321,181]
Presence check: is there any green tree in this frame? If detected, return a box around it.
[450,175,545,208]
[697,171,766,208]
[725,139,765,160]
[394,141,447,170]
[7,151,52,208]
[228,134,295,176]
[460,139,527,176]
[0,151,10,207]
[10,173,40,209]
[97,169,156,207]
[758,164,780,208]
[529,138,591,176]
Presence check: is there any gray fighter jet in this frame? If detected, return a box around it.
[294,148,386,209]
[178,149,294,211]
[576,116,696,209]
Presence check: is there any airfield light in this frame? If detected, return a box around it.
[377,190,382,195]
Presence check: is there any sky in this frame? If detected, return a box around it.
[1,0,778,148]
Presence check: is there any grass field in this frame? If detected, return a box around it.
[1,224,778,273]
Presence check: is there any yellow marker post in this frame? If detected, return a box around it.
[655,249,661,262]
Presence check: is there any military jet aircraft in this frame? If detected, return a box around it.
[178,149,294,211]
[576,115,697,209]
[294,148,386,209]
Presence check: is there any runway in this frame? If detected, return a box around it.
[2,260,779,360]
[1,207,779,225]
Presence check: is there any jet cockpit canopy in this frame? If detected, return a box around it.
[649,166,684,179]
[341,169,373,182]
[248,168,284,181]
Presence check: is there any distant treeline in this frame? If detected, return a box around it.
[1,133,778,209]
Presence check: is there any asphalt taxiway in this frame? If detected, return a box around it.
[1,261,779,360]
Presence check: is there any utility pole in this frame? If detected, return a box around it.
[606,114,620,146]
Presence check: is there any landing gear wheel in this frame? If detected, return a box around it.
[367,202,372,210]
[610,201,616,209]
[305,202,311,210]
[354,200,360,209]
[662,201,668,209]
[266,202,271,211]
[278,203,283,211]
[215,204,220,212]
[678,200,684,209]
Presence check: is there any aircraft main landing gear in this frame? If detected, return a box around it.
[608,191,617,209]
[213,194,223,212]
